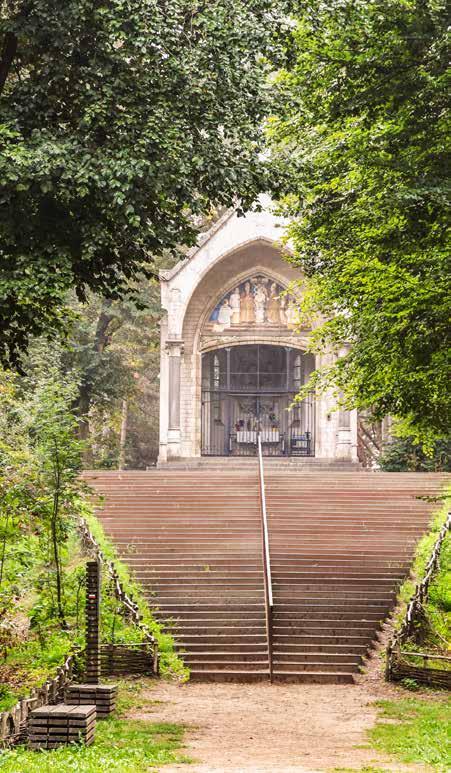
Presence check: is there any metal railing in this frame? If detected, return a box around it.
[257,433,274,682]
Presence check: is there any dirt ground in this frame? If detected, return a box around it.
[133,625,433,773]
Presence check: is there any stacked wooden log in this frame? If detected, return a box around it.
[28,705,96,750]
[65,684,117,717]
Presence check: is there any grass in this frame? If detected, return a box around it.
[368,696,450,770]
[0,680,191,772]
[395,498,451,659]
[0,631,76,711]
[332,767,387,772]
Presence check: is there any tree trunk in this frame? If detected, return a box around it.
[76,301,116,446]
[51,443,67,629]
[0,32,18,95]
[0,511,10,589]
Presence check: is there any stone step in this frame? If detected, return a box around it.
[85,468,446,683]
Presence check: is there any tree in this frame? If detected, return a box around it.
[27,361,84,628]
[378,435,451,472]
[63,272,166,467]
[269,0,450,443]
[0,355,84,630]
[0,0,287,367]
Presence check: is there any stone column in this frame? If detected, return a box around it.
[166,340,184,459]
[335,396,352,460]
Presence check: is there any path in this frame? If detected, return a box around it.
[133,647,430,773]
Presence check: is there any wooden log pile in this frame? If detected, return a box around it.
[65,684,117,717]
[27,704,96,750]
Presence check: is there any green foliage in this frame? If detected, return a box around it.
[394,500,451,656]
[269,0,450,442]
[368,697,451,768]
[399,677,420,692]
[0,680,189,771]
[0,359,183,710]
[0,0,287,367]
[0,684,17,712]
[0,356,85,628]
[379,435,451,472]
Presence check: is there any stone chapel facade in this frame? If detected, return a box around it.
[158,198,358,464]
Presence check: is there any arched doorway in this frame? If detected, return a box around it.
[201,344,315,456]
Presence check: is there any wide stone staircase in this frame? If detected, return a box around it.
[85,468,446,683]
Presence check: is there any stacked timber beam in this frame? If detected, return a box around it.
[28,705,96,750]
[65,685,117,717]
[85,560,101,684]
[85,469,447,683]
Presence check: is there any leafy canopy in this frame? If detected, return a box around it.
[269,0,450,441]
[0,0,287,366]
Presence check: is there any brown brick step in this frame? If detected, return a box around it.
[273,643,368,655]
[189,670,269,683]
[153,611,266,621]
[274,617,379,628]
[275,600,390,609]
[273,652,362,664]
[180,642,268,653]
[173,635,267,645]
[136,567,264,575]
[182,652,268,664]
[150,593,264,602]
[151,603,265,612]
[273,579,400,588]
[270,555,410,563]
[273,611,383,622]
[187,660,269,671]
[167,620,265,640]
[272,672,355,684]
[273,590,396,599]
[273,623,378,635]
[273,633,374,645]
[272,563,404,582]
[270,550,417,557]
[159,619,267,629]
[272,661,359,673]
[144,577,263,584]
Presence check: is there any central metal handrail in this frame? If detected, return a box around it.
[257,433,273,682]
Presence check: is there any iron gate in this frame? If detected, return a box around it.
[201,390,314,457]
[201,345,315,457]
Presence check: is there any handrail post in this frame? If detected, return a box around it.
[258,433,273,682]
